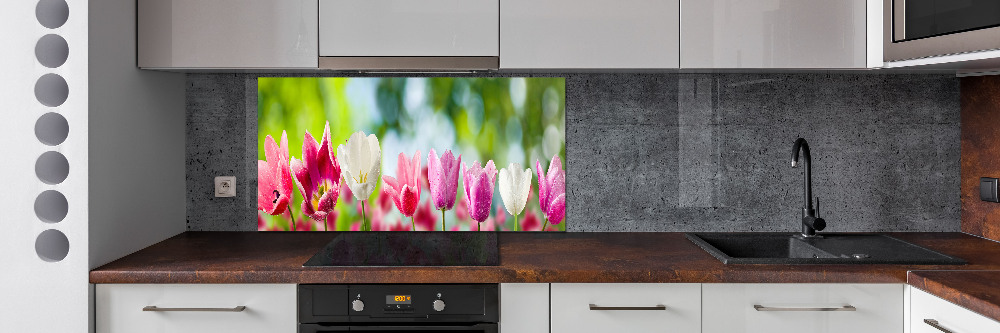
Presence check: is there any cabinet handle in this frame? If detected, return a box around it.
[753,305,856,312]
[143,306,247,312]
[924,319,955,333]
[589,304,667,311]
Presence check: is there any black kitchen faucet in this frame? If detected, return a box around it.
[791,138,825,238]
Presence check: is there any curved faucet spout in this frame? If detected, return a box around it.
[791,138,812,210]
[791,138,824,237]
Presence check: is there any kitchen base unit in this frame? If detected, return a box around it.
[551,283,702,333]
[500,283,549,333]
[95,284,296,333]
[910,286,1000,333]
[702,283,903,333]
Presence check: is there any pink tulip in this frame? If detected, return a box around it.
[480,206,508,231]
[463,160,497,227]
[257,213,270,231]
[376,188,394,212]
[521,211,542,231]
[382,151,422,218]
[427,149,461,210]
[455,196,471,221]
[315,210,338,231]
[257,132,294,216]
[412,200,438,231]
[385,219,411,231]
[290,122,342,229]
[536,155,566,226]
[340,182,354,204]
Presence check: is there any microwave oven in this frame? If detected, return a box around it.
[884,0,1000,62]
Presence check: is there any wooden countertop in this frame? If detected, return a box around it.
[90,232,1000,322]
[90,231,1000,284]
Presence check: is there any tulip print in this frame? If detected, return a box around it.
[498,163,532,231]
[290,122,342,230]
[536,155,566,230]
[462,160,497,231]
[382,151,422,230]
[427,149,461,230]
[257,131,297,227]
[454,196,471,222]
[257,78,566,232]
[521,211,542,231]
[412,200,438,231]
[337,131,382,231]
[481,206,508,231]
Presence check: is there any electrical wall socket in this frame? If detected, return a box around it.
[215,176,236,197]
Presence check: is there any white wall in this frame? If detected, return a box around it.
[0,0,90,331]
[0,0,185,331]
[88,0,186,270]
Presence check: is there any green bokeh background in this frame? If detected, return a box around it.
[257,77,566,231]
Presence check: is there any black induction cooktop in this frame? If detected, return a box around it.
[303,232,499,267]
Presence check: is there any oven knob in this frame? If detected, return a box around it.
[352,299,365,312]
[432,299,446,312]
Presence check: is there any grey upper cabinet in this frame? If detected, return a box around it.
[681,0,877,69]
[501,0,680,69]
[317,0,499,70]
[138,0,317,69]
[319,0,499,57]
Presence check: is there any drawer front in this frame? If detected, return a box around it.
[96,284,296,333]
[702,283,903,333]
[551,283,701,333]
[911,288,1000,333]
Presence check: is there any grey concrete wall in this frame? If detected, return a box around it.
[186,73,960,232]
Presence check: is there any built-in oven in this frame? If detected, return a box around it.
[884,0,1000,61]
[299,284,498,333]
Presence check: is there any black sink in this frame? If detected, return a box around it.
[686,233,966,265]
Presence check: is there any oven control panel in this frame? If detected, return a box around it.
[299,284,498,323]
[384,294,414,312]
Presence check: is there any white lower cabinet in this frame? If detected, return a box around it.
[500,283,549,333]
[551,283,701,333]
[96,284,297,333]
[702,283,903,333]
[910,287,1000,333]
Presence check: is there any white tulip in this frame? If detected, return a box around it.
[337,131,382,201]
[498,163,532,229]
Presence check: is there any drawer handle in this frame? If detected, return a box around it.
[143,306,247,312]
[589,304,667,311]
[924,319,955,333]
[753,305,856,312]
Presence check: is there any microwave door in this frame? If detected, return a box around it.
[896,0,1000,42]
[884,0,1000,61]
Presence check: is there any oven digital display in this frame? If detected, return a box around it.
[386,295,412,304]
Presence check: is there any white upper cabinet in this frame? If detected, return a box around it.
[681,0,874,68]
[500,0,680,69]
[137,0,318,69]
[319,0,499,57]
